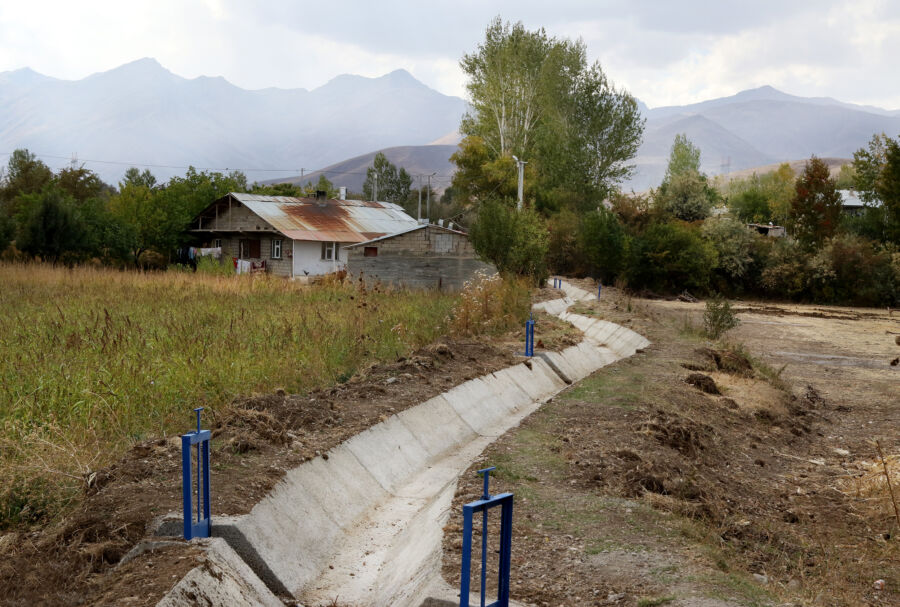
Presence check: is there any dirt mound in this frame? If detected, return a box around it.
[639,410,714,457]
[693,346,754,376]
[685,373,720,394]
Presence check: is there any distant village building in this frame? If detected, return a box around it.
[345,223,496,290]
[747,223,786,237]
[190,192,420,278]
[838,189,881,216]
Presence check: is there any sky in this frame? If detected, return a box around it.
[1,0,899,109]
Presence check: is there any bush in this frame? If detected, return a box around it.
[578,207,627,283]
[448,271,530,336]
[624,221,718,294]
[656,171,716,222]
[806,234,898,306]
[470,199,549,281]
[760,238,808,299]
[546,208,580,276]
[703,295,740,339]
[701,216,754,289]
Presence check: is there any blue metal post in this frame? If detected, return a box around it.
[459,466,514,607]
[182,407,211,540]
[525,316,535,357]
[598,281,602,299]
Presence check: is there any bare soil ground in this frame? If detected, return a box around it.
[0,315,581,607]
[442,288,899,607]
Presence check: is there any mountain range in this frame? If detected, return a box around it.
[1,58,898,192]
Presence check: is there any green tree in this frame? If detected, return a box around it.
[625,221,718,293]
[729,188,771,223]
[578,207,626,282]
[657,171,715,222]
[469,199,548,279]
[656,134,717,221]
[875,137,900,243]
[454,17,643,209]
[0,213,13,252]
[852,133,890,204]
[362,152,413,203]
[788,156,842,248]
[702,216,754,283]
[664,133,701,182]
[250,181,304,197]
[16,186,89,263]
[0,149,53,204]
[56,166,109,203]
[108,179,160,264]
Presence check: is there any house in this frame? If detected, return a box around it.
[190,192,420,278]
[747,223,785,237]
[344,223,496,290]
[839,189,881,216]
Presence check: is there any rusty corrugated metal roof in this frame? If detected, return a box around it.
[227,192,419,243]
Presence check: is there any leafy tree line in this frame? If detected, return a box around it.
[0,150,320,266]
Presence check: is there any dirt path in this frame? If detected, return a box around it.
[441,289,899,607]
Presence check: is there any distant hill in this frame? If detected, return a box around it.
[1,59,897,193]
[627,86,900,191]
[0,59,467,184]
[267,144,458,194]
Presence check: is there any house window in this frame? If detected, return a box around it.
[364,246,378,257]
[239,239,261,259]
[321,241,339,261]
[214,238,222,248]
[271,239,283,259]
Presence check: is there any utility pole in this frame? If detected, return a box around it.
[512,156,527,210]
[426,172,436,223]
[417,174,423,222]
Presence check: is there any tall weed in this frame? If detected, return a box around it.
[0,263,456,525]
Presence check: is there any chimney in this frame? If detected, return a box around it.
[339,186,346,200]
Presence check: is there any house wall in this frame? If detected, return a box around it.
[292,240,349,277]
[345,227,496,290]
[201,235,293,277]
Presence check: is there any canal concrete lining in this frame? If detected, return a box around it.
[155,282,650,606]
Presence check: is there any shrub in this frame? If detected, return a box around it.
[578,207,626,283]
[760,238,808,299]
[448,271,530,336]
[702,216,754,284]
[624,221,718,294]
[703,295,740,339]
[656,171,716,222]
[546,208,580,275]
[470,199,549,281]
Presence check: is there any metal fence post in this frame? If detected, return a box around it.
[459,467,514,607]
[597,281,602,299]
[182,407,211,540]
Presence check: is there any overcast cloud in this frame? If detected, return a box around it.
[1,0,898,109]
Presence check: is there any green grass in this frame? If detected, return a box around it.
[0,263,457,526]
[562,366,645,408]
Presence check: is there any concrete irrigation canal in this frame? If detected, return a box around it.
[155,282,650,607]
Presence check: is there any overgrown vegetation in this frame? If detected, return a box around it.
[449,21,898,305]
[702,295,740,340]
[0,264,457,527]
[448,271,530,336]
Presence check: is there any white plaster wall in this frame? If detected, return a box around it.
[291,240,348,277]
